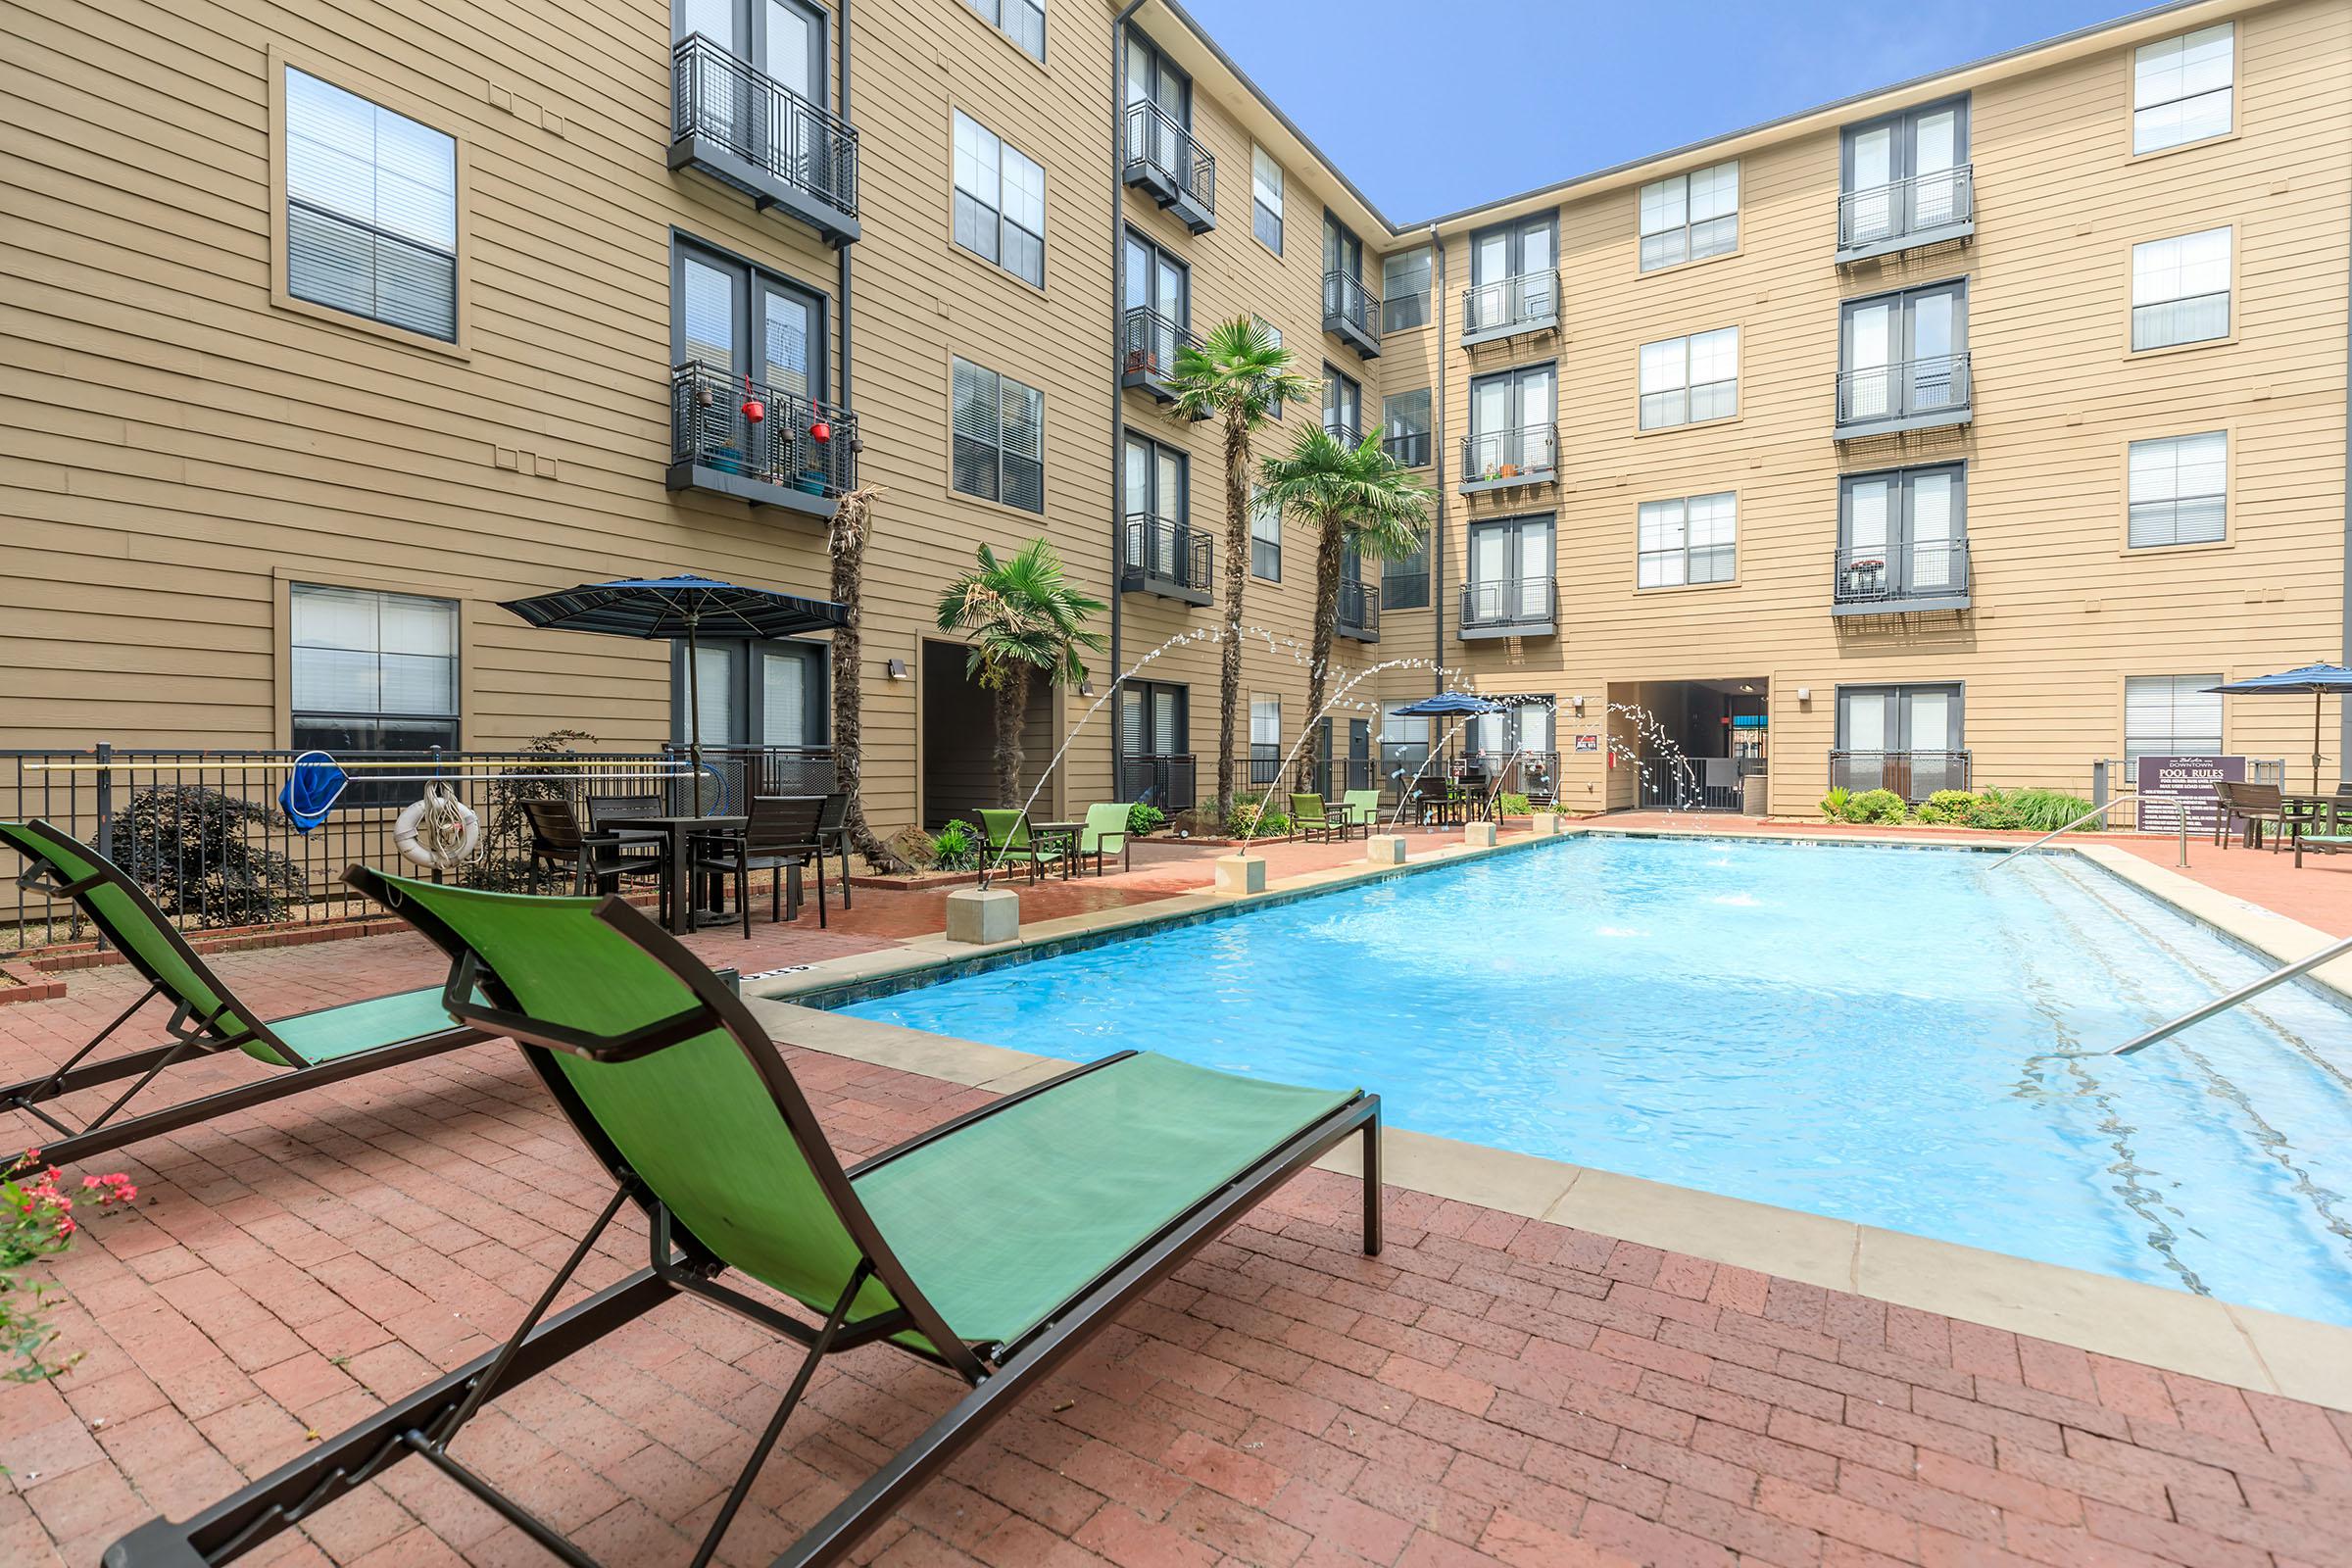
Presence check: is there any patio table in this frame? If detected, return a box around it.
[602,812,747,933]
[1032,820,1083,879]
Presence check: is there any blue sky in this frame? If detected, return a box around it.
[1171,0,2148,220]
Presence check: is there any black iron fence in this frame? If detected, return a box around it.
[1829,749,1972,802]
[1119,753,1198,813]
[1381,429,1430,467]
[1838,165,1973,254]
[1119,306,1196,387]
[1832,540,1971,609]
[2,744,830,949]
[1337,580,1379,641]
[1835,352,1972,432]
[670,360,858,498]
[670,33,859,217]
[1122,100,1215,217]
[1322,270,1380,345]
[1120,515,1214,599]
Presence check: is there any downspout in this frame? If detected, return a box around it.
[1109,0,1147,798]
[1430,222,1446,693]
[837,0,852,413]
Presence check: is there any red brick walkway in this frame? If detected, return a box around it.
[2,943,2349,1566]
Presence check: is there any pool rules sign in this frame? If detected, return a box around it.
[2135,755,2244,835]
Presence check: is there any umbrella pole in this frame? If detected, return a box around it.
[686,614,704,808]
[2317,689,2325,795]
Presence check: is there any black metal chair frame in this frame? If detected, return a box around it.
[814,791,855,909]
[693,796,828,935]
[106,869,1381,1568]
[523,800,673,922]
[0,819,483,1172]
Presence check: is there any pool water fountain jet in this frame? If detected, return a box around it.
[1604,701,1704,811]
[1385,712,1489,834]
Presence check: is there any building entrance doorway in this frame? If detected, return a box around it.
[1606,677,1769,812]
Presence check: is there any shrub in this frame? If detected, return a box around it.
[1842,788,1909,825]
[2002,788,2099,833]
[1495,792,1532,817]
[1819,786,1853,821]
[111,787,306,929]
[1913,788,1984,825]
[1963,789,2027,831]
[928,819,979,871]
[1125,802,1167,837]
[474,729,602,891]
[1223,793,1293,838]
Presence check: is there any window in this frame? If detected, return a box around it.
[1322,366,1361,445]
[1836,684,1965,797]
[1120,681,1188,761]
[1381,247,1431,333]
[1382,529,1430,610]
[1250,486,1282,580]
[1638,160,1738,271]
[674,0,825,104]
[953,110,1044,287]
[1638,327,1739,429]
[2132,228,2230,351]
[1839,466,1964,597]
[2125,675,2224,762]
[677,640,826,749]
[673,239,823,395]
[1124,28,1192,183]
[1250,694,1282,782]
[1382,388,1431,468]
[1251,146,1283,253]
[1123,229,1189,374]
[290,584,460,788]
[1467,364,1555,478]
[1841,99,1968,250]
[1253,316,1287,417]
[2133,24,2231,154]
[962,0,1044,63]
[1839,281,1967,426]
[951,357,1044,513]
[1465,515,1553,624]
[1466,215,1557,332]
[1637,492,1737,588]
[282,67,459,341]
[1323,215,1367,329]
[2129,431,2227,548]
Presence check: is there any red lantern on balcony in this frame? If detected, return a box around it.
[740,373,763,425]
[809,419,831,443]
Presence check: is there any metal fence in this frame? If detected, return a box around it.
[1829,749,1972,802]
[2,744,831,950]
[1119,306,1196,388]
[1337,580,1379,642]
[2090,757,2285,829]
[1118,753,1198,813]
[670,33,859,217]
[1838,165,1973,254]
[1460,269,1560,341]
[1460,424,1557,487]
[669,360,859,497]
[1322,270,1381,346]
[1122,100,1215,218]
[1836,353,1973,432]
[1832,540,1971,610]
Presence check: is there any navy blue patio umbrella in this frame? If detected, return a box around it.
[1388,691,1505,716]
[500,574,848,771]
[2204,663,2352,793]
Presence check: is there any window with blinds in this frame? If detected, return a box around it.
[953,110,1044,287]
[951,357,1045,513]
[1251,146,1283,254]
[283,68,458,341]
[1638,327,1739,429]
[2125,675,2224,761]
[1250,486,1282,581]
[1638,161,1739,271]
[290,583,460,775]
[2128,431,2227,548]
[1637,492,1737,588]
[2132,227,2230,351]
[963,0,1044,62]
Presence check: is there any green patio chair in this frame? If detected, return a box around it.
[974,808,1064,883]
[2292,799,2352,866]
[1290,794,1345,844]
[1341,788,1383,839]
[1076,803,1131,875]
[105,869,1382,1568]
[0,819,485,1171]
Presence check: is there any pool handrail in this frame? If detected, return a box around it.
[1988,793,2136,867]
[2110,930,2352,1054]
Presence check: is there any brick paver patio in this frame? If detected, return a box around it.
[3,934,2350,1568]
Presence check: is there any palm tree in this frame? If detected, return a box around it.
[825,483,909,871]
[935,539,1106,808]
[1166,318,1317,810]
[1259,428,1434,787]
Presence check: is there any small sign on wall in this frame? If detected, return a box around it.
[2135,754,2244,835]
[1574,734,1600,753]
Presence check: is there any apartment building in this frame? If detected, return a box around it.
[1,0,2346,828]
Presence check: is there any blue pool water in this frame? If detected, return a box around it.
[837,836,2352,1323]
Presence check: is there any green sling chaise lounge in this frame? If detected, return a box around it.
[0,819,486,1171]
[109,867,1380,1568]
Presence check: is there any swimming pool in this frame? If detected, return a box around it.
[835,835,2352,1324]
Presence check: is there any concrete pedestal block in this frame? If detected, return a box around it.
[1213,854,1267,896]
[1464,821,1499,848]
[1532,811,1565,836]
[1365,835,1408,865]
[944,887,1019,945]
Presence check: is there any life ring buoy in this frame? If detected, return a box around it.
[395,786,480,870]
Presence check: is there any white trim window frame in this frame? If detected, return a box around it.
[2128,430,2227,548]
[1251,145,1283,255]
[1637,492,1737,588]
[2132,23,2232,155]
[1638,326,1739,430]
[953,109,1045,287]
[1637,160,1738,271]
[2132,227,2230,351]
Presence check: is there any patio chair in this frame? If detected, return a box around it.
[1075,803,1131,876]
[584,793,668,852]
[692,795,827,935]
[1341,788,1383,839]
[2212,780,2287,850]
[2292,799,2352,867]
[814,791,855,909]
[103,869,1381,1568]
[975,808,1065,884]
[0,819,486,1172]
[1290,794,1345,845]
[521,801,671,916]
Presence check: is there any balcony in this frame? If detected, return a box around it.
[667,360,858,516]
[1120,307,1196,403]
[1829,749,1971,803]
[1121,515,1214,607]
[1837,166,1975,266]
[1459,270,1560,348]
[1831,541,1972,616]
[669,35,859,246]
[1459,425,1557,495]
[1337,579,1379,643]
[1119,752,1198,812]
[1459,578,1556,640]
[1323,419,1364,451]
[1122,101,1215,233]
[1835,353,1972,438]
[1322,270,1382,360]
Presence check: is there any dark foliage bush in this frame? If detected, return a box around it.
[110,787,305,929]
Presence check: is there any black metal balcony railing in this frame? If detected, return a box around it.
[1460,269,1560,343]
[669,360,858,501]
[1120,515,1214,605]
[1122,100,1215,230]
[1322,270,1381,356]
[1835,352,1972,434]
[1459,425,1557,490]
[1382,568,1430,611]
[1120,306,1196,400]
[1831,541,1972,612]
[1838,166,1975,258]
[1459,577,1557,633]
[670,34,859,237]
[1382,430,1431,467]
[1336,579,1379,642]
[1120,753,1198,812]
[1830,749,1972,803]
[1322,419,1364,451]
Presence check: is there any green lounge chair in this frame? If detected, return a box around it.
[0,820,484,1171]
[1291,793,1345,844]
[1342,787,1383,839]
[2292,800,2352,866]
[108,869,1381,1568]
[1076,802,1131,875]
[974,808,1064,883]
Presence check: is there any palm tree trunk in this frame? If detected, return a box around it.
[993,664,1029,808]
[826,485,909,872]
[1217,411,1250,811]
[1302,519,1344,787]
